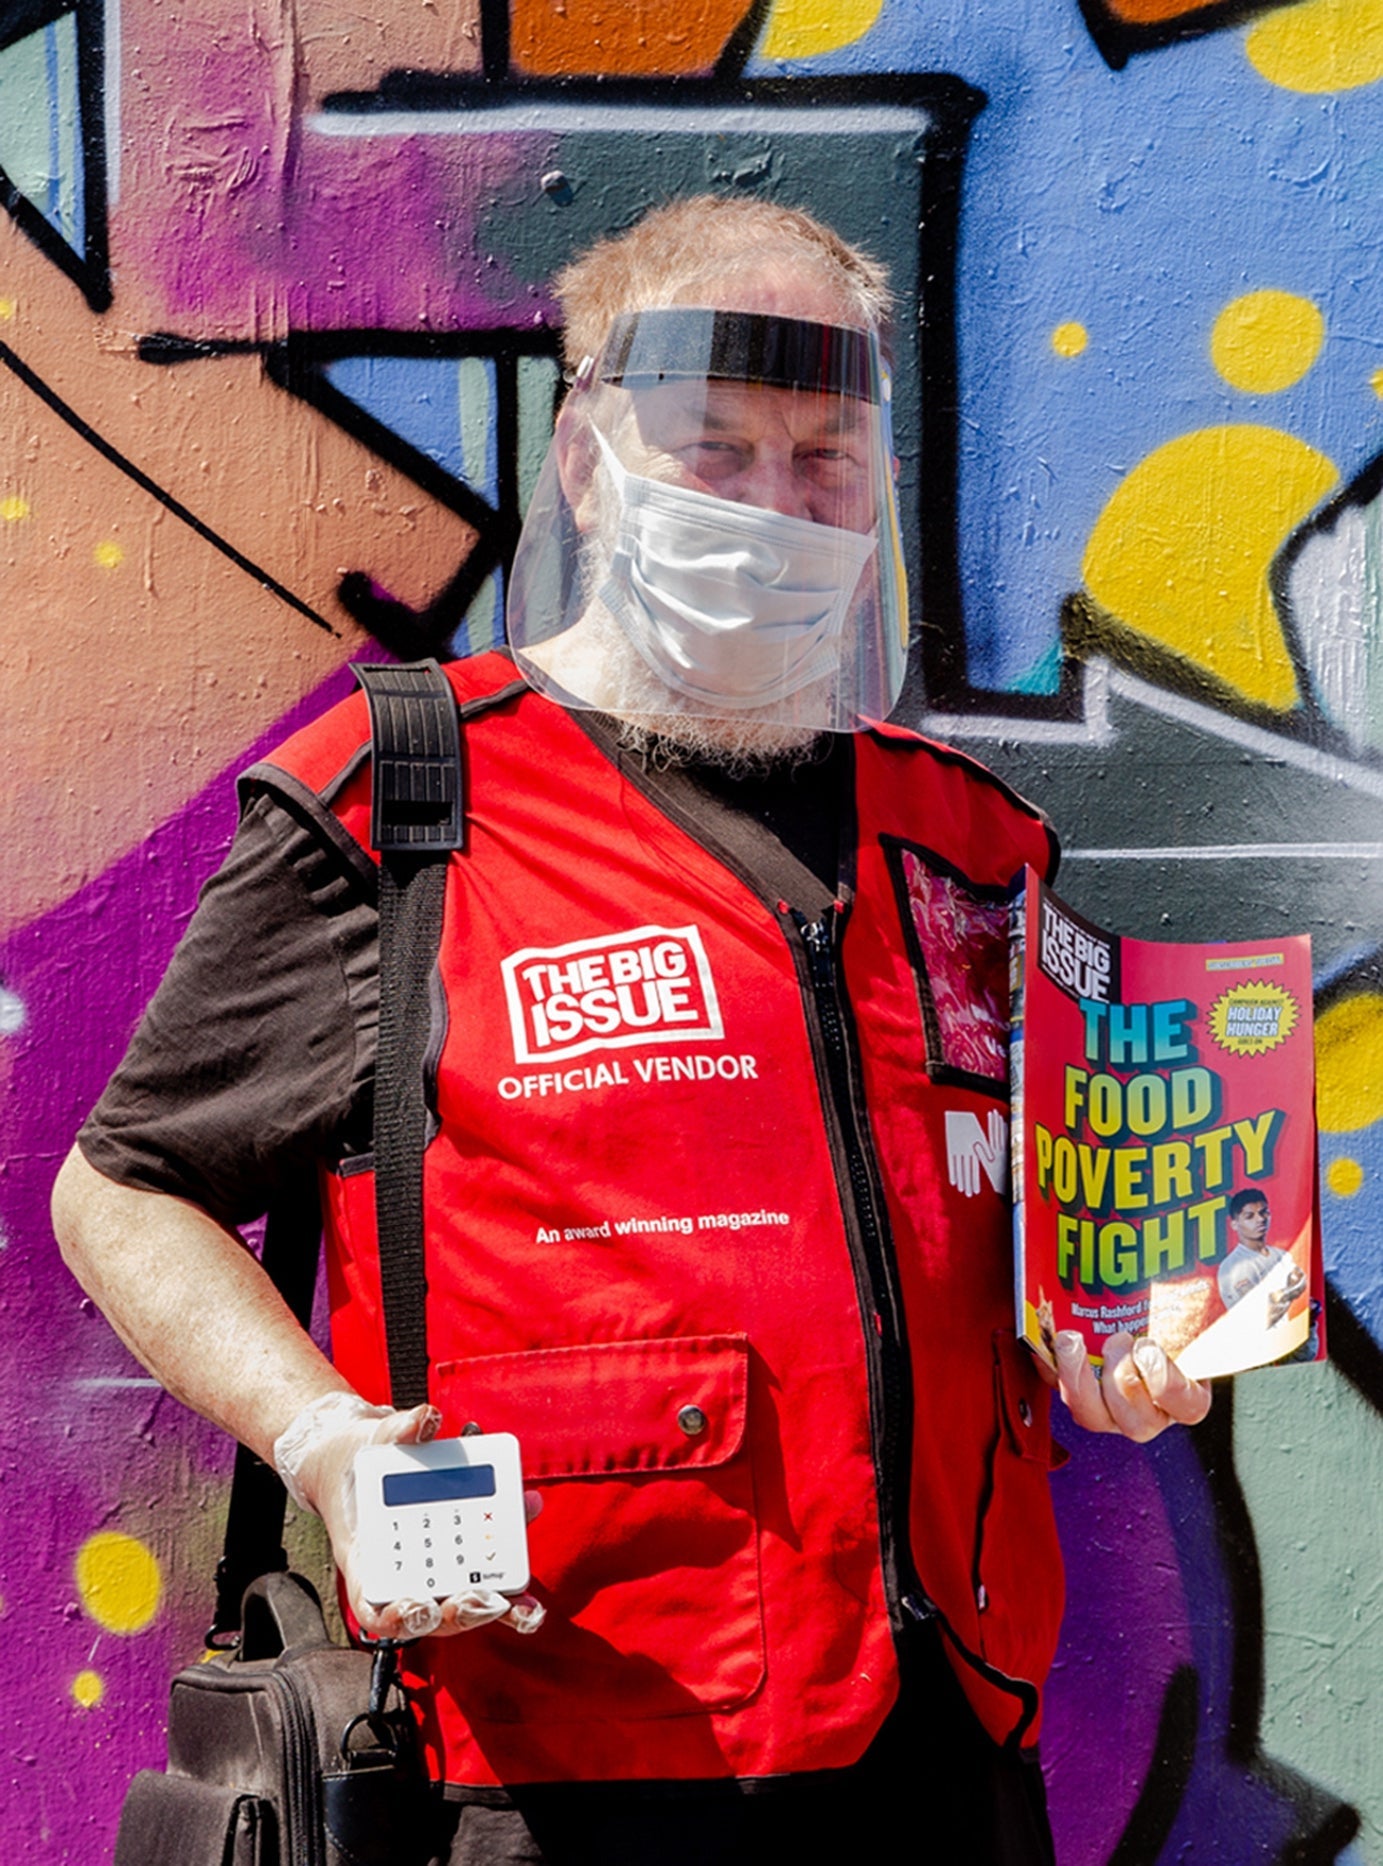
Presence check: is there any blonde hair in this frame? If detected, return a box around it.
[554,194,893,370]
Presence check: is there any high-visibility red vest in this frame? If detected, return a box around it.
[255,652,1064,1789]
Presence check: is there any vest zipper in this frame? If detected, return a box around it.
[795,909,1043,1745]
[793,909,916,1650]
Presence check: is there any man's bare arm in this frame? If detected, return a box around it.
[52,1146,545,1640]
[52,1145,350,1461]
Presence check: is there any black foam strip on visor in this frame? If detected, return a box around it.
[598,309,878,403]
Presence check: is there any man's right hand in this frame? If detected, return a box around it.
[273,1392,545,1641]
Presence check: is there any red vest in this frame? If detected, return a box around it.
[256,653,1064,1789]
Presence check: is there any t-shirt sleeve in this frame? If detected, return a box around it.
[78,789,378,1231]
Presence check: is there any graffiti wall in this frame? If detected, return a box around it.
[4,0,1382,1857]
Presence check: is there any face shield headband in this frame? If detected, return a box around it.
[505,306,910,735]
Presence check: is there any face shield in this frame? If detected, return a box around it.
[506,307,909,734]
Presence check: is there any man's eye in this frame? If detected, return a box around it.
[681,442,745,475]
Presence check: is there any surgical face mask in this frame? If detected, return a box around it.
[594,429,878,711]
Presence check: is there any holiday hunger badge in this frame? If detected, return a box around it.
[1208,981,1299,1057]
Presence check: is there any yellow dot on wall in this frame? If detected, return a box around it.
[1326,1156,1364,1197]
[1211,290,1325,394]
[0,298,14,320]
[1051,322,1088,359]
[75,1531,162,1635]
[72,1669,105,1709]
[93,539,124,569]
[759,0,882,59]
[1247,0,1383,94]
[1081,424,1336,713]
[1316,992,1383,1133]
[1371,366,1383,399]
[0,496,30,522]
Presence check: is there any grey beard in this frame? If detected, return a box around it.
[580,600,829,773]
[575,504,832,773]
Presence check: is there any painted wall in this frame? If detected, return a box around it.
[3,0,1382,1858]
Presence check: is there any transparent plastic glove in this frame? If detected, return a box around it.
[273,1391,545,1641]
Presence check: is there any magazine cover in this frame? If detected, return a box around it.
[1011,870,1322,1380]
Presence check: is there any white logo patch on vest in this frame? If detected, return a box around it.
[502,925,724,1064]
[945,1109,1008,1198]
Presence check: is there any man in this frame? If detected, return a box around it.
[54,195,1209,1865]
[1218,1189,1307,1326]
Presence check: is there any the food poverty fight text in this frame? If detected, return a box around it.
[1032,998,1282,1294]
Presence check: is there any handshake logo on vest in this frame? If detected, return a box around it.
[502,925,725,1065]
[945,1108,1009,1199]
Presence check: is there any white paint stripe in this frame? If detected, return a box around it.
[308,103,930,136]
[1065,844,1383,861]
[104,0,120,206]
[1104,667,1383,800]
[926,659,1383,801]
[75,1376,163,1389]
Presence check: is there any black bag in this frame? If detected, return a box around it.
[116,1572,432,1866]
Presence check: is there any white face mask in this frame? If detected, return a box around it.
[593,430,878,711]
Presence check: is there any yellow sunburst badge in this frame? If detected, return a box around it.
[1208,982,1299,1056]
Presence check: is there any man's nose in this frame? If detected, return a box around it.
[734,454,814,520]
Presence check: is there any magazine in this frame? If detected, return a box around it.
[1011,870,1322,1380]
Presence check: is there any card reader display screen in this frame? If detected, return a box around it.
[382,1465,497,1507]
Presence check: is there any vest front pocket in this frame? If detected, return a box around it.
[430,1333,765,1723]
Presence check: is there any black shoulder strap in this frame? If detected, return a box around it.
[354,660,463,1411]
[210,660,463,1642]
[208,1179,322,1645]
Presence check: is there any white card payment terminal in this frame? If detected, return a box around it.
[353,1433,530,1606]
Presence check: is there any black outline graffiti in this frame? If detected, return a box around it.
[1061,587,1328,739]
[0,0,110,310]
[1269,442,1383,766]
[0,339,338,632]
[139,327,564,660]
[1107,1664,1200,1865]
[1077,0,1290,72]
[268,330,562,658]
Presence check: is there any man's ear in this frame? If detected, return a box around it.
[555,403,601,534]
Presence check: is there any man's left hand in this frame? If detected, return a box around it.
[1047,1330,1212,1441]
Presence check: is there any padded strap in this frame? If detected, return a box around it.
[354,660,465,854]
[373,852,446,1409]
[355,661,461,1410]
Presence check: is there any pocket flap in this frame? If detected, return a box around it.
[992,1328,1054,1465]
[433,1335,749,1478]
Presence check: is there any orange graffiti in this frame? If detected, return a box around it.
[510,0,757,77]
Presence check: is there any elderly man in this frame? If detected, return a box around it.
[54,196,1208,1866]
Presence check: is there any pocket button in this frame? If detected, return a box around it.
[677,1404,708,1437]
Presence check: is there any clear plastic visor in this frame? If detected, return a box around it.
[506,308,908,735]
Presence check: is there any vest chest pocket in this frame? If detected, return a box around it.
[881,835,1012,1094]
[431,1335,764,1723]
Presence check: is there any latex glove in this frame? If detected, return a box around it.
[273,1391,545,1642]
[1046,1331,1211,1443]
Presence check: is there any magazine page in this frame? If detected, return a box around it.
[1012,870,1321,1381]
